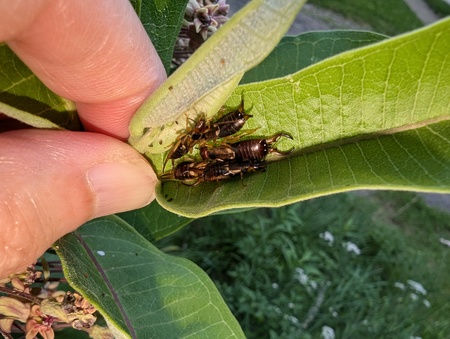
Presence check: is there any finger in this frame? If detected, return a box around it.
[2,0,166,139]
[0,129,158,278]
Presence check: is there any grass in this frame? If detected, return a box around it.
[307,0,424,36]
[156,191,450,338]
[424,0,450,16]
[369,191,450,337]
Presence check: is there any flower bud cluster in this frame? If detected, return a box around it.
[0,264,111,339]
[173,0,230,67]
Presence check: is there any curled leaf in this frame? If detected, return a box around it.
[128,0,307,158]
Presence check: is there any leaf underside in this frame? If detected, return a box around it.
[117,200,192,241]
[128,0,307,154]
[55,216,244,339]
[129,0,189,73]
[155,18,450,218]
[0,44,79,130]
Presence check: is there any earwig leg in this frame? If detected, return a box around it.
[159,172,175,180]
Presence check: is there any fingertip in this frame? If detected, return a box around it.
[4,0,167,138]
[0,129,157,278]
[87,161,157,218]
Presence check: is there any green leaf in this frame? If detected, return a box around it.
[240,30,387,84]
[129,0,189,73]
[0,44,79,130]
[128,0,307,155]
[117,200,193,241]
[155,18,450,217]
[55,216,244,338]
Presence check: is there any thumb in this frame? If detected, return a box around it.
[0,129,157,278]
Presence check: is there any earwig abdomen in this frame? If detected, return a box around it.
[216,110,251,138]
[233,139,268,160]
[200,131,293,163]
[203,99,252,140]
[200,145,235,161]
[202,160,266,182]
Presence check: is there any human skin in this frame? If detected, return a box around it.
[0,0,166,278]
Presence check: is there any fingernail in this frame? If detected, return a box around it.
[87,162,156,217]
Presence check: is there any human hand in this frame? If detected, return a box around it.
[0,0,166,278]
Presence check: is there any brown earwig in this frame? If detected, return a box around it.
[163,99,253,170]
[160,160,208,186]
[160,160,266,185]
[163,116,209,171]
[201,160,266,183]
[203,99,252,140]
[200,132,293,162]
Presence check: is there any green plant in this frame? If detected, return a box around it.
[308,0,423,35]
[424,0,450,17]
[156,193,449,337]
[1,0,449,337]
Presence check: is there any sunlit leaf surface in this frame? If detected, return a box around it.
[156,18,450,217]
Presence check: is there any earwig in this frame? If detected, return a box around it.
[200,132,293,162]
[160,160,265,185]
[163,116,209,171]
[203,99,252,140]
[160,160,208,186]
[163,99,253,170]
[201,160,266,183]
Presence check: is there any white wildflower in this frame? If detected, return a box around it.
[272,282,279,289]
[320,231,334,246]
[439,237,450,247]
[343,241,361,255]
[407,280,427,295]
[294,268,309,286]
[321,325,335,339]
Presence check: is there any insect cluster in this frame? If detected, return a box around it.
[160,99,292,186]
